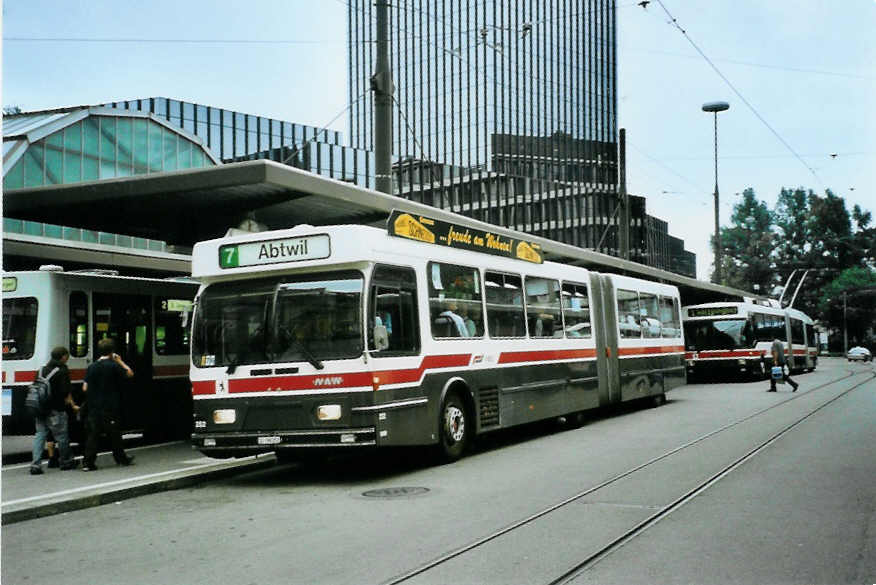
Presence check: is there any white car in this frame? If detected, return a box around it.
[847,346,873,362]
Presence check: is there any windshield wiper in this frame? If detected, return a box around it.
[292,338,324,370]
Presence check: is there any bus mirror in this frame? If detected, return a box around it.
[373,324,389,351]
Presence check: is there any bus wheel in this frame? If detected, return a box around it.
[437,391,470,463]
[566,411,586,429]
[651,393,666,407]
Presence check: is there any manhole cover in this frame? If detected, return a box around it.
[362,487,430,498]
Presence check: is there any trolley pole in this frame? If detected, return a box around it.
[372,0,394,195]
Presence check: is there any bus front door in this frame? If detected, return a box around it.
[92,293,153,434]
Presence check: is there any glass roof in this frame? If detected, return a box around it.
[2,112,70,138]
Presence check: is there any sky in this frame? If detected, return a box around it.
[2,0,875,280]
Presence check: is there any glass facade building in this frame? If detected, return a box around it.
[106,98,376,188]
[348,0,621,251]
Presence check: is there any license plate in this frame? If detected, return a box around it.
[257,436,282,445]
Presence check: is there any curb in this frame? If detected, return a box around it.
[2,454,276,525]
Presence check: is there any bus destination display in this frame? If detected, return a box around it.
[387,210,543,264]
[219,234,331,268]
[687,306,738,318]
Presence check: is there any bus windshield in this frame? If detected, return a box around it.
[192,271,363,368]
[2,298,38,360]
[683,318,752,351]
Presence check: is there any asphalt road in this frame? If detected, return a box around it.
[2,358,874,585]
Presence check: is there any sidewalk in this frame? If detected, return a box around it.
[1,437,276,525]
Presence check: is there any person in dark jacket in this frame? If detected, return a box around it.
[768,338,799,392]
[82,338,135,471]
[30,346,80,474]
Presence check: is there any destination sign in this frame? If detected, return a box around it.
[387,210,543,264]
[219,234,330,269]
[687,306,738,318]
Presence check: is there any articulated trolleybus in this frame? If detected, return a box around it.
[189,212,686,462]
[2,267,198,440]
[682,299,818,379]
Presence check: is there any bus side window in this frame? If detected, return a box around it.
[806,324,816,348]
[69,291,89,358]
[791,319,804,345]
[561,282,591,338]
[370,264,420,354]
[428,262,483,339]
[659,296,681,339]
[484,271,525,338]
[639,292,660,338]
[525,276,562,338]
[616,289,641,339]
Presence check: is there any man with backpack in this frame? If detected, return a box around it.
[30,346,80,474]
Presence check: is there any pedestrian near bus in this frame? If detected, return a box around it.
[768,338,799,392]
[30,346,80,475]
[82,338,136,471]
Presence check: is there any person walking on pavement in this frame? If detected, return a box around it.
[768,337,799,392]
[30,346,80,474]
[82,338,136,471]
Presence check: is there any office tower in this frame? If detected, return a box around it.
[348,0,619,250]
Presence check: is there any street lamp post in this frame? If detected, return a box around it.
[702,101,729,284]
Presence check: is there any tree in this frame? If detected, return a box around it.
[817,266,876,350]
[773,187,813,292]
[2,105,22,115]
[786,190,862,317]
[851,204,875,266]
[716,188,774,292]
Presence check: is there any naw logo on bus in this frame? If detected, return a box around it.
[313,376,344,387]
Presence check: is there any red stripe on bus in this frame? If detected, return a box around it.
[69,368,87,382]
[226,353,473,394]
[498,348,598,364]
[617,345,685,356]
[14,371,36,383]
[192,381,216,395]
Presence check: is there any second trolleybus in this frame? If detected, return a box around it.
[189,213,687,462]
[682,299,818,380]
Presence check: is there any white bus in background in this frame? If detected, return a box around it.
[188,212,686,463]
[2,267,197,440]
[682,299,817,380]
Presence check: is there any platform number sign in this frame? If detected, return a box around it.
[220,245,240,268]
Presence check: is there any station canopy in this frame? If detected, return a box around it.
[4,158,757,304]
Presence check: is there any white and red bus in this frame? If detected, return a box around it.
[2,268,197,440]
[188,212,686,462]
[682,299,817,380]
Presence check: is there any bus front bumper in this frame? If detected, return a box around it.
[192,427,377,455]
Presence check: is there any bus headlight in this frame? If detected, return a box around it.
[317,404,342,421]
[213,409,236,424]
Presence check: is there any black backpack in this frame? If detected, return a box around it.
[25,367,59,418]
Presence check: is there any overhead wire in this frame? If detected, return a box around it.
[653,0,822,185]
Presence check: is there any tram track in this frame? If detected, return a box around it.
[382,366,876,585]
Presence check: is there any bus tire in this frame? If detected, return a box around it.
[651,393,666,407]
[436,390,470,463]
